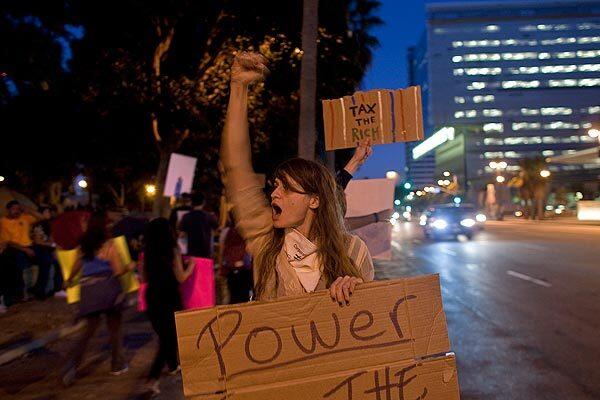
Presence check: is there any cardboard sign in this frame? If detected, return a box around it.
[164,153,198,197]
[345,179,396,260]
[322,87,424,151]
[175,274,460,399]
[56,248,80,304]
[113,235,140,294]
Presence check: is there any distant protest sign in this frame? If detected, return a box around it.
[322,87,424,151]
[164,153,197,197]
[345,179,395,260]
[175,274,460,399]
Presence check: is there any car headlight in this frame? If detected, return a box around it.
[460,218,476,228]
[432,219,448,230]
[475,213,486,223]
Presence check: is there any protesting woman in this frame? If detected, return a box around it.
[142,218,194,395]
[61,212,130,387]
[220,52,374,303]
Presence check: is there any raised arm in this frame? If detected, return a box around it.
[220,52,273,258]
[221,52,269,191]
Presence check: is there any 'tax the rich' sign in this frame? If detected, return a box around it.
[322,87,424,151]
[175,275,460,399]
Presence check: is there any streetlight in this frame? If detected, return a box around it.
[77,179,88,189]
[496,175,506,183]
[386,170,398,180]
[588,128,600,138]
[540,170,551,178]
[145,184,157,197]
[0,176,4,183]
[403,182,412,190]
[443,171,451,177]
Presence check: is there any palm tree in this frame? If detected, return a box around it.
[298,0,319,161]
[517,157,550,219]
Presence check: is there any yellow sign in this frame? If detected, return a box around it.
[56,248,81,304]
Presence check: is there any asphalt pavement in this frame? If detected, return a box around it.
[0,220,599,399]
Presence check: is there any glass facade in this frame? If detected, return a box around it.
[408,0,600,187]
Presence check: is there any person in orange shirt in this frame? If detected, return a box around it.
[0,200,49,304]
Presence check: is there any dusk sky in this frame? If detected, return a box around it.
[356,0,496,179]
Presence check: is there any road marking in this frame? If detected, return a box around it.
[441,249,457,256]
[506,270,551,287]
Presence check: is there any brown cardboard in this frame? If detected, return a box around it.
[175,274,459,399]
[322,87,424,151]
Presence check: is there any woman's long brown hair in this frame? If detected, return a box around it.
[253,158,362,299]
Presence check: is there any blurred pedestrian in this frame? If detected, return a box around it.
[30,206,59,298]
[219,212,252,304]
[141,218,194,395]
[61,212,130,387]
[221,52,374,303]
[168,192,192,230]
[178,192,218,258]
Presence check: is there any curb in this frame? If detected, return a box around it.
[0,297,138,366]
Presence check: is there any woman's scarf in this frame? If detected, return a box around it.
[283,228,322,292]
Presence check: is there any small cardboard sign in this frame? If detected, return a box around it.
[164,153,198,197]
[322,87,424,150]
[175,274,460,399]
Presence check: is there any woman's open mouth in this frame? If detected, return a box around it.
[271,203,282,219]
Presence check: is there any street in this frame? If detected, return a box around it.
[1,220,599,399]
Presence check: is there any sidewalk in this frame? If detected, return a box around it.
[0,296,79,365]
[489,216,600,227]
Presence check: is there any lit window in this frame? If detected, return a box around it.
[562,136,580,143]
[582,122,592,128]
[508,66,539,74]
[579,78,600,87]
[578,37,600,44]
[578,64,600,72]
[453,68,465,76]
[502,80,540,89]
[542,150,555,156]
[548,79,577,87]
[513,122,541,130]
[507,166,521,172]
[501,39,537,46]
[452,55,463,62]
[467,82,486,90]
[482,109,503,117]
[521,108,540,116]
[541,65,577,73]
[504,151,522,158]
[554,52,576,58]
[454,96,466,104]
[484,152,504,159]
[577,50,600,58]
[473,95,495,103]
[543,136,558,143]
[540,107,572,116]
[541,37,576,45]
[483,123,503,133]
[454,111,465,118]
[502,52,538,60]
[544,121,579,130]
[484,138,503,145]
[462,53,502,62]
[581,135,597,142]
[586,106,600,114]
[538,52,551,59]
[505,136,542,145]
[520,25,536,32]
[464,67,502,75]
[465,110,477,118]
[484,25,499,32]
[537,24,551,31]
[578,23,600,30]
[452,41,464,48]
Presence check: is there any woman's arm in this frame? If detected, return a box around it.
[173,248,194,283]
[345,209,393,231]
[220,52,273,257]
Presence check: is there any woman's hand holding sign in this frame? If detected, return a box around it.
[330,275,363,306]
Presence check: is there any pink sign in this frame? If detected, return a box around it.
[137,256,215,312]
[180,257,215,310]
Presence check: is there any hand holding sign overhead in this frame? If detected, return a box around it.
[322,87,424,150]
